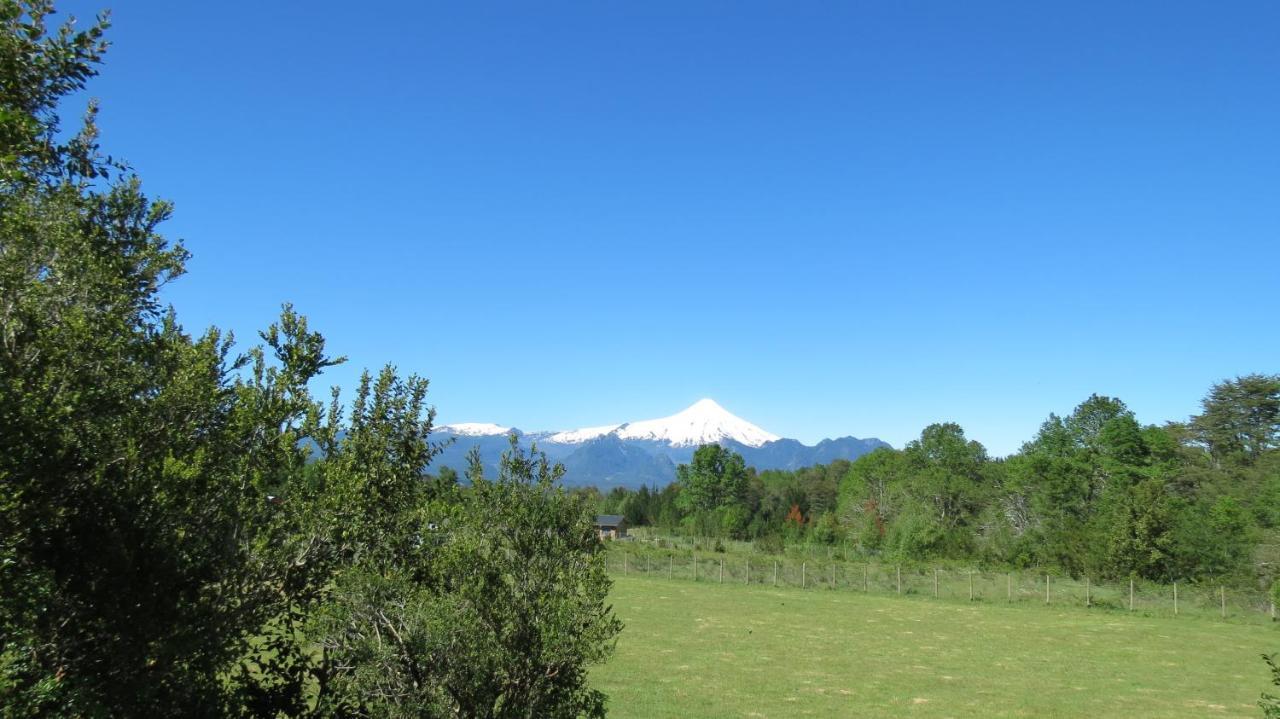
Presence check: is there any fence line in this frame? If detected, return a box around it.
[603,546,1275,625]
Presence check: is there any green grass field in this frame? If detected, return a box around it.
[592,574,1279,718]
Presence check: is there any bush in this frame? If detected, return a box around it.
[753,534,784,555]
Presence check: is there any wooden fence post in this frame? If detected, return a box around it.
[694,555,698,582]
[934,569,939,598]
[896,566,902,595]
[970,571,975,602]
[1044,575,1049,605]
[1085,576,1091,607]
[1220,586,1226,619]
[646,555,650,574]
[1129,577,1134,611]
[831,563,836,589]
[863,564,869,592]
[1007,572,1012,602]
[773,560,778,587]
[802,561,807,589]
[669,554,673,579]
[719,558,724,584]
[1173,582,1178,617]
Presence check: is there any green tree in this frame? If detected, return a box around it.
[835,448,906,552]
[1192,374,1280,465]
[313,438,621,718]
[886,423,989,559]
[0,3,309,712]
[675,444,748,513]
[0,3,623,715]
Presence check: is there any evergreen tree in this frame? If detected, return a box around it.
[1193,374,1280,465]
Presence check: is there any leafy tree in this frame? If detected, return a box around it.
[0,2,295,712]
[0,3,623,715]
[1193,374,1280,465]
[835,448,905,552]
[675,444,747,513]
[885,423,989,559]
[1098,477,1176,580]
[313,438,620,717]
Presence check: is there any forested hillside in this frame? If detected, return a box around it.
[590,379,1279,585]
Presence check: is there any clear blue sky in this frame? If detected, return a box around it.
[62,1,1279,455]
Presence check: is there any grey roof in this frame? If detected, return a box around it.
[595,514,625,526]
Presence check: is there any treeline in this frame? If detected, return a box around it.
[0,6,617,716]
[587,379,1280,586]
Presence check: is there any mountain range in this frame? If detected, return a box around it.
[431,399,889,488]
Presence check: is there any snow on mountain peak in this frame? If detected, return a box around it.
[460,399,780,448]
[615,399,780,448]
[547,423,623,444]
[437,422,511,437]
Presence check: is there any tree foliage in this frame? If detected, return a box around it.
[0,3,620,715]
[675,444,747,512]
[1193,374,1280,465]
[302,437,619,719]
[596,383,1275,587]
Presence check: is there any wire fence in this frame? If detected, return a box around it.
[603,545,1277,625]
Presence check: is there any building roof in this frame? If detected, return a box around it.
[595,514,625,526]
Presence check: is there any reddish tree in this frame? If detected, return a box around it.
[864,498,886,538]
[784,504,807,527]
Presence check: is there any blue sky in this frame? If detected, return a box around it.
[61,1,1279,455]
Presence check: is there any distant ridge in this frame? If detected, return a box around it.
[431,399,889,488]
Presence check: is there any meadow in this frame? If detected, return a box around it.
[592,573,1279,718]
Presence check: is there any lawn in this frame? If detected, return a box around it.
[592,574,1279,718]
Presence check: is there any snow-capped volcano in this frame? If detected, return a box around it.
[433,399,889,488]
[549,399,781,448]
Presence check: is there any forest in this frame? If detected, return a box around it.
[587,378,1280,586]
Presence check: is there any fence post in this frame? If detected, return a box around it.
[1085,576,1090,607]
[719,559,724,584]
[774,560,778,587]
[1007,572,1012,602]
[934,569,939,598]
[896,566,902,595]
[694,555,698,582]
[1220,586,1226,619]
[1129,577,1134,611]
[1044,575,1049,605]
[831,563,836,589]
[746,560,750,585]
[802,561,807,589]
[669,554,673,579]
[864,564,869,592]
[971,571,975,602]
[646,555,650,574]
[1173,582,1178,617]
